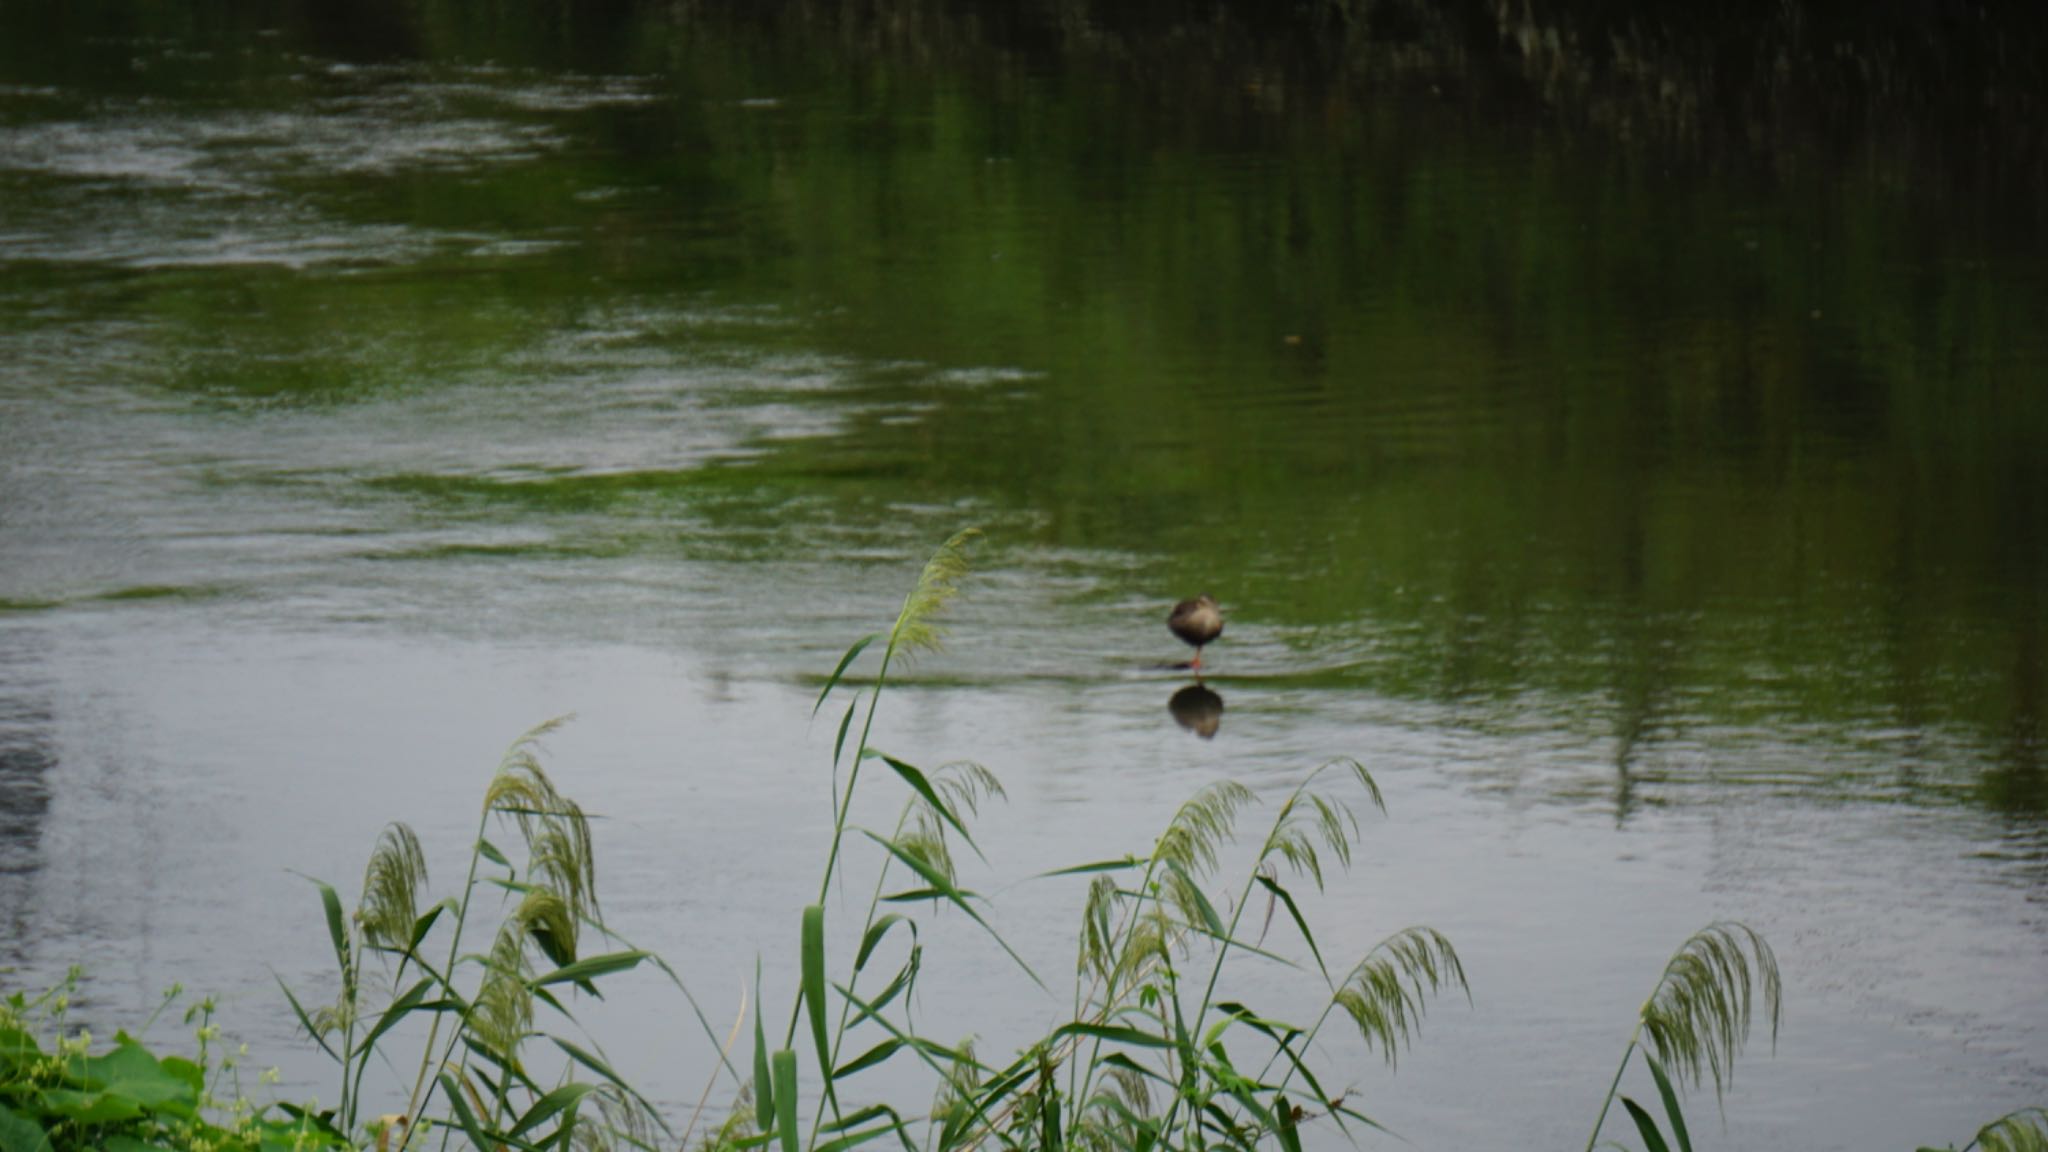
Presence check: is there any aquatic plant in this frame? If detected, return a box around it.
[0,972,344,1152]
[237,528,2032,1152]
[276,717,707,1152]
[1583,922,1781,1152]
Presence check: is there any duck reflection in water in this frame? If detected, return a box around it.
[1169,683,1225,739]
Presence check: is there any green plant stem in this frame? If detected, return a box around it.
[1584,1033,1642,1152]
[786,639,900,1057]
[395,803,495,1152]
[809,795,924,1145]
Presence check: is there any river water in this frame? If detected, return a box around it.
[1,6,2044,1149]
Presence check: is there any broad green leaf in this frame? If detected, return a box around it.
[0,1102,53,1152]
[78,1041,197,1111]
[36,1088,143,1126]
[478,838,512,868]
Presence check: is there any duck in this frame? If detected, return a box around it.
[1167,593,1224,672]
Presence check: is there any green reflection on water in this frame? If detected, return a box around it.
[1,3,2044,812]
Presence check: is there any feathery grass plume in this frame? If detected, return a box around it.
[884,527,980,663]
[513,887,579,970]
[1332,927,1468,1068]
[898,809,960,887]
[472,921,535,1069]
[1155,781,1255,880]
[1076,1062,1153,1151]
[1638,921,1780,1099]
[1079,874,1120,981]
[358,822,429,951]
[930,1039,983,1149]
[931,760,1006,819]
[567,1085,655,1152]
[1259,762,1382,891]
[1113,914,1173,992]
[485,719,601,935]
[897,760,1007,883]
[1964,1108,2048,1152]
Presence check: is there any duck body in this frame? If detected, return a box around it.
[1167,594,1224,669]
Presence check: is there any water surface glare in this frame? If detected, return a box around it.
[1,9,2045,1151]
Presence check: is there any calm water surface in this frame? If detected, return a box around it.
[1,8,2045,1149]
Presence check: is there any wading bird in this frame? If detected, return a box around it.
[1167,593,1224,672]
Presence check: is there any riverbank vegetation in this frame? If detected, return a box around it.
[3,533,2038,1151]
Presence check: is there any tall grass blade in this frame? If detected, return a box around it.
[815,635,878,717]
[440,1071,500,1152]
[529,950,647,989]
[1645,1056,1693,1152]
[771,1050,799,1152]
[273,975,341,1062]
[509,1083,599,1140]
[1037,858,1144,879]
[859,831,1045,991]
[753,970,775,1134]
[1049,1024,1176,1050]
[832,1040,902,1081]
[802,905,835,1110]
[853,915,912,973]
[353,977,437,1058]
[877,755,982,858]
[1273,1092,1303,1152]
[1621,1098,1673,1152]
[1252,875,1326,982]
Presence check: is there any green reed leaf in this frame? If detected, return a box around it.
[1646,1056,1693,1152]
[352,977,435,1059]
[854,915,913,973]
[509,1083,598,1140]
[1050,1023,1175,1050]
[529,950,647,990]
[771,1050,799,1152]
[859,830,1045,991]
[1252,874,1326,982]
[1622,1097,1673,1152]
[832,1039,902,1081]
[753,968,775,1135]
[802,905,834,1108]
[816,635,878,717]
[273,975,341,1063]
